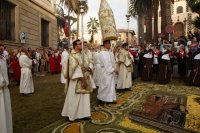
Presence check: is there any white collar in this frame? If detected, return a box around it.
[194,53,200,60]
[143,53,152,58]
[162,54,170,60]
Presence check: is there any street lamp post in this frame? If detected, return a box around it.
[79,0,86,65]
[126,14,131,44]
[126,0,131,45]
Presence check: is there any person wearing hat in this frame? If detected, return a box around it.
[141,48,153,81]
[117,43,133,90]
[97,40,117,103]
[98,0,118,103]
[157,44,172,84]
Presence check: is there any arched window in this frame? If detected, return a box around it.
[177,6,183,14]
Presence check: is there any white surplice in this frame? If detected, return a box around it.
[117,49,133,89]
[60,50,69,84]
[92,51,101,87]
[19,53,34,94]
[0,57,13,133]
[97,49,116,102]
[61,50,95,121]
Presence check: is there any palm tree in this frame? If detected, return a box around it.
[187,0,200,13]
[59,0,88,39]
[153,0,159,44]
[146,0,153,43]
[74,1,88,39]
[59,0,76,11]
[160,0,174,39]
[187,0,200,29]
[129,0,147,44]
[130,0,153,43]
[59,0,78,44]
[87,17,100,43]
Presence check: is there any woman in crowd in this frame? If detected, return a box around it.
[176,45,188,82]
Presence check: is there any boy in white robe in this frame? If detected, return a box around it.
[97,40,117,103]
[0,45,13,133]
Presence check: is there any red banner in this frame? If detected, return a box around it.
[64,20,69,37]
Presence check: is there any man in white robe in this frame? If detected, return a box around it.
[19,48,34,95]
[0,45,13,133]
[60,47,69,84]
[61,39,96,121]
[97,40,117,103]
[92,47,101,87]
[117,43,133,90]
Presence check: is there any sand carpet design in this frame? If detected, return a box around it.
[37,82,200,133]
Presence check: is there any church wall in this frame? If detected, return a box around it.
[2,0,58,49]
[158,0,199,38]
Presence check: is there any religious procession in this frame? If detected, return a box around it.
[1,0,200,133]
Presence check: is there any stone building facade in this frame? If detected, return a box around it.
[0,0,58,49]
[158,0,199,39]
[117,29,136,45]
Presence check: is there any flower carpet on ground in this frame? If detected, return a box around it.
[37,82,200,133]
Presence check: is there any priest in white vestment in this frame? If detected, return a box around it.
[19,49,34,95]
[61,39,96,121]
[60,48,69,84]
[0,45,13,133]
[117,43,133,90]
[97,40,117,103]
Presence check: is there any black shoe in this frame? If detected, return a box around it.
[22,93,32,96]
[82,117,91,120]
[97,99,104,106]
[107,101,117,104]
[125,88,132,91]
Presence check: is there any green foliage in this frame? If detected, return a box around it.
[187,0,200,29]
[87,17,100,43]
[193,17,200,29]
[129,0,147,16]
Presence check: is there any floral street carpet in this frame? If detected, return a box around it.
[36,81,200,133]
